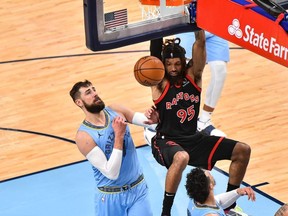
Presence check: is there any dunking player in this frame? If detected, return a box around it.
[144,30,251,216]
[147,30,229,138]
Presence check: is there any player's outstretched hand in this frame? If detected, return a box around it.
[236,187,256,201]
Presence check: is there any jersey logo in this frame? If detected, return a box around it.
[182,78,189,87]
[166,141,178,146]
[97,132,103,138]
[166,92,199,110]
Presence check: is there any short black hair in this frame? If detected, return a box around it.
[162,38,186,61]
[162,38,187,77]
[185,167,211,203]
[275,203,288,216]
[69,80,92,102]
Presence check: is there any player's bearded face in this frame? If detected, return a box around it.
[165,58,184,84]
[83,96,105,113]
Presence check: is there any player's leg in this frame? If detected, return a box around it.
[225,141,251,210]
[186,134,250,212]
[197,60,227,136]
[95,191,125,216]
[203,61,227,111]
[152,137,189,216]
[197,32,229,136]
[127,181,153,216]
[144,127,156,146]
[163,150,189,216]
[212,137,251,211]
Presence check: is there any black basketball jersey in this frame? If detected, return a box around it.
[154,74,201,137]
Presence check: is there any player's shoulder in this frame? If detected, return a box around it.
[108,104,125,114]
[76,129,91,141]
[106,104,124,115]
[107,104,132,120]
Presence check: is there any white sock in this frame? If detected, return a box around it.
[199,110,212,123]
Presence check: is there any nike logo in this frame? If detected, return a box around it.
[165,193,174,197]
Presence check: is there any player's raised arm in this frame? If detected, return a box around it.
[187,29,206,86]
[109,103,157,129]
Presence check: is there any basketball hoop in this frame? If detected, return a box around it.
[83,0,199,51]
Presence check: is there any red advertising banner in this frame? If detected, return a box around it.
[197,0,288,67]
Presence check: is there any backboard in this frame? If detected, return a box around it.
[83,0,200,51]
[254,0,288,17]
[273,0,288,8]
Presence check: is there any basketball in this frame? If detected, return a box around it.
[134,56,165,87]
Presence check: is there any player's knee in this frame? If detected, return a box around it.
[209,61,227,81]
[232,142,251,163]
[173,151,189,169]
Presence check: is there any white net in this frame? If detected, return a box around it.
[139,0,189,20]
[140,4,161,20]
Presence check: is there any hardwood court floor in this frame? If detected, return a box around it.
[0,0,287,205]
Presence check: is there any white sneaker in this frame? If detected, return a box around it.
[226,206,248,216]
[197,119,227,137]
[144,127,156,146]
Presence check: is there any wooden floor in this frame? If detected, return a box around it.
[0,0,287,205]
